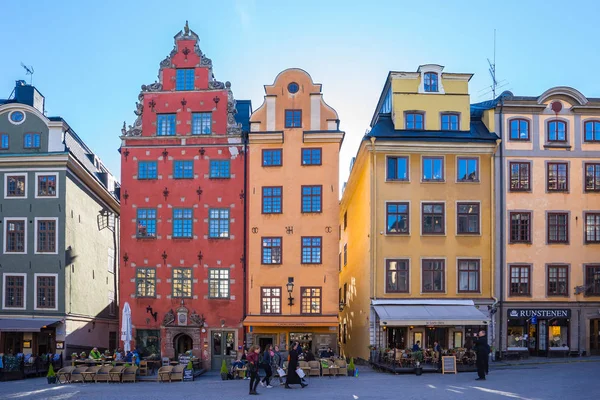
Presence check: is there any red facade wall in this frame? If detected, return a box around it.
[119,30,245,368]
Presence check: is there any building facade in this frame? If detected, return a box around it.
[0,80,120,359]
[490,87,600,356]
[339,65,498,361]
[243,69,343,354]
[119,24,250,369]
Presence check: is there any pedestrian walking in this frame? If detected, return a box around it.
[273,345,285,385]
[474,330,489,381]
[247,345,260,395]
[285,342,307,389]
[260,344,274,388]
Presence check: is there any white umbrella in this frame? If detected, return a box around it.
[121,302,132,352]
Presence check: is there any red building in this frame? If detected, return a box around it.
[119,23,250,370]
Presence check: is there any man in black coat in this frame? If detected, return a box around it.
[474,330,489,380]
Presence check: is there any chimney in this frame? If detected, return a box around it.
[14,80,45,113]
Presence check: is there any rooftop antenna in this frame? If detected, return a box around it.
[21,62,34,85]
[487,29,497,99]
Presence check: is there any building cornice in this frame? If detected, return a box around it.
[302,131,344,145]
[372,140,499,155]
[248,131,284,144]
[0,153,69,166]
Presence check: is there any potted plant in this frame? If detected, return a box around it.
[71,353,78,366]
[413,351,424,376]
[47,364,57,384]
[347,358,355,376]
[220,359,228,380]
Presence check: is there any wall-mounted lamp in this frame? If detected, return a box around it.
[286,277,295,306]
[213,96,220,107]
[146,305,157,322]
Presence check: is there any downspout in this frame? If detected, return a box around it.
[242,129,249,344]
[490,139,498,349]
[498,99,505,357]
[370,136,377,347]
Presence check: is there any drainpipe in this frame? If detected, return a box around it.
[498,99,505,358]
[370,137,377,302]
[490,139,499,351]
[242,129,249,346]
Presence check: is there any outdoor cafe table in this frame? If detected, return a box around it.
[81,371,97,383]
[326,365,339,377]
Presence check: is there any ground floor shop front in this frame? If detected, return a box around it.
[498,303,600,357]
[243,315,338,355]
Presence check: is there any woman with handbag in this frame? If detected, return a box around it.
[247,345,260,395]
[285,342,307,389]
[273,345,285,385]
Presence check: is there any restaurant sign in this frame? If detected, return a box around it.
[508,309,571,319]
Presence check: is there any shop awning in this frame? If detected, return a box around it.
[374,303,489,326]
[0,318,61,332]
[243,315,338,327]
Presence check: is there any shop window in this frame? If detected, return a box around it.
[109,332,117,353]
[547,162,568,192]
[453,332,463,348]
[549,325,569,348]
[507,323,526,348]
[386,202,409,234]
[509,162,531,191]
[290,332,313,351]
[135,329,160,358]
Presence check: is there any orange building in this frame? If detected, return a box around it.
[243,69,343,353]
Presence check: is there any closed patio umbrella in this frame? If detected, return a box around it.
[121,302,132,353]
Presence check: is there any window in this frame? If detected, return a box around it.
[301,287,321,314]
[424,72,438,92]
[457,158,479,182]
[547,120,567,142]
[547,265,568,296]
[173,160,193,179]
[301,237,322,264]
[4,275,25,308]
[301,185,322,213]
[262,187,282,214]
[209,209,229,238]
[547,162,568,192]
[24,133,41,148]
[6,175,26,197]
[547,212,568,243]
[173,268,192,298]
[9,111,25,124]
[138,161,158,180]
[137,209,156,238]
[209,160,230,178]
[261,287,281,314]
[37,175,57,196]
[261,237,282,264]
[585,163,600,192]
[387,156,409,181]
[585,213,600,243]
[584,121,600,142]
[288,82,300,94]
[422,157,444,181]
[343,244,347,266]
[386,202,409,234]
[457,203,480,234]
[5,219,25,253]
[173,209,193,238]
[208,269,229,299]
[1,134,8,149]
[36,275,56,309]
[510,265,530,296]
[386,259,409,293]
[108,249,114,274]
[509,162,531,191]
[405,113,424,129]
[422,203,445,234]
[192,112,211,135]
[301,148,322,165]
[509,119,530,140]
[108,291,116,316]
[343,283,347,304]
[441,114,459,130]
[458,260,480,293]
[344,212,347,230]
[585,265,600,296]
[176,69,195,91]
[509,212,531,243]
[262,149,282,166]
[36,219,56,253]
[422,259,445,292]
[136,268,156,297]
[157,114,176,136]
[285,110,302,128]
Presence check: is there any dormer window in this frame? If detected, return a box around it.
[176,69,195,91]
[405,113,424,130]
[441,113,459,131]
[424,72,438,92]
[548,120,567,142]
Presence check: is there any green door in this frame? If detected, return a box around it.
[211,330,236,370]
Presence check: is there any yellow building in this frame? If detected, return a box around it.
[243,69,343,353]
[487,87,600,357]
[339,65,499,361]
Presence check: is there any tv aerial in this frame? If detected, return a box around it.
[21,62,34,85]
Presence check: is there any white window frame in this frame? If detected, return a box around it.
[3,217,27,255]
[2,273,27,310]
[34,273,58,311]
[34,217,59,255]
[34,172,59,199]
[108,248,115,274]
[4,172,28,199]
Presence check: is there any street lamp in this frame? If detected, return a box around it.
[286,278,295,307]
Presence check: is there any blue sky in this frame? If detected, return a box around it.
[2,0,599,186]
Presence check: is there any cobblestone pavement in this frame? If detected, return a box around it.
[0,362,598,400]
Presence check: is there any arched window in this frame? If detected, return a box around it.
[547,120,567,142]
[424,72,438,92]
[584,120,600,142]
[509,119,530,140]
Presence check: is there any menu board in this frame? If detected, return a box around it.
[442,356,457,374]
